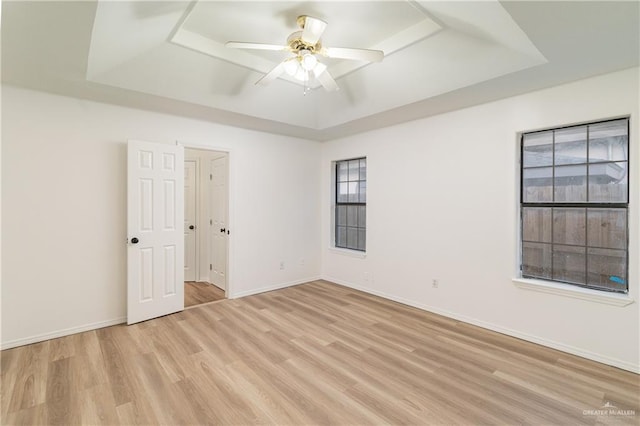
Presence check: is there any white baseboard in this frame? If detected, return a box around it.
[1,317,126,350]
[229,276,322,299]
[324,276,640,374]
[1,276,321,350]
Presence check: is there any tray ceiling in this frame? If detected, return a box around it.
[2,1,639,141]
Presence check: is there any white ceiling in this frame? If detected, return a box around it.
[2,1,639,141]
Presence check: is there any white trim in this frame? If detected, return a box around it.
[1,317,126,350]
[176,140,230,154]
[513,278,634,307]
[324,276,640,374]
[229,276,321,299]
[328,247,367,259]
[184,157,200,282]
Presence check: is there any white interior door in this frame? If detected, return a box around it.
[210,156,228,290]
[184,160,197,281]
[127,140,184,325]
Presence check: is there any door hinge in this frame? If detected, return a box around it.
[210,174,213,180]
[209,264,212,271]
[210,219,213,225]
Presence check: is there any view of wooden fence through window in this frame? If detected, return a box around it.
[521,118,629,292]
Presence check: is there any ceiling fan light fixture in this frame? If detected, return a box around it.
[294,68,308,82]
[226,15,384,92]
[314,62,327,76]
[283,58,298,76]
[300,50,317,71]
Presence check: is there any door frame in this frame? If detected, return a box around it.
[178,141,232,298]
[183,157,200,281]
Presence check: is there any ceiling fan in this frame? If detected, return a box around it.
[226,15,384,93]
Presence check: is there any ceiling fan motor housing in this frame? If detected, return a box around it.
[287,31,321,54]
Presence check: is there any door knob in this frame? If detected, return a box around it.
[220,228,226,233]
[131,237,139,244]
[189,225,195,230]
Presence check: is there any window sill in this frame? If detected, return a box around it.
[513,278,634,307]
[328,247,367,259]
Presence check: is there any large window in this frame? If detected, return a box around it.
[335,158,366,251]
[521,118,629,293]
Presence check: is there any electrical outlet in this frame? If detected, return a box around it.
[299,258,305,267]
[280,261,285,270]
[364,272,370,283]
[432,279,439,288]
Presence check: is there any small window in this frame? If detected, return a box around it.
[335,158,366,251]
[520,118,629,293]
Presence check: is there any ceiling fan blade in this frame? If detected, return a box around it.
[323,47,384,62]
[226,41,288,51]
[313,63,339,92]
[256,62,285,86]
[301,16,327,45]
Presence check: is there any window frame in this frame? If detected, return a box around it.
[519,117,630,294]
[334,157,366,252]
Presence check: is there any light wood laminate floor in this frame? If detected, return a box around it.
[2,280,638,425]
[184,281,225,307]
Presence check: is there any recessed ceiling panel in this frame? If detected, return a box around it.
[84,0,547,130]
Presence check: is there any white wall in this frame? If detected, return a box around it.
[3,68,639,373]
[321,68,640,373]
[1,86,321,348]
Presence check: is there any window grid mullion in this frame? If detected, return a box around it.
[335,162,339,248]
[551,131,555,280]
[585,125,590,286]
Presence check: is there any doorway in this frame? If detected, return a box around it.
[184,148,229,307]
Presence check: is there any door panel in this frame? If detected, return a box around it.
[210,156,228,290]
[140,248,153,301]
[184,160,197,281]
[127,140,184,325]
